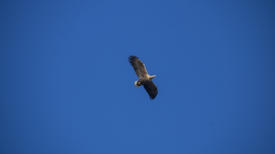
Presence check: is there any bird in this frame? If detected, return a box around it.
[129,56,158,99]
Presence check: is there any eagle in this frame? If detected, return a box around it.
[129,56,158,99]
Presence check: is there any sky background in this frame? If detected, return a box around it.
[0,0,274,154]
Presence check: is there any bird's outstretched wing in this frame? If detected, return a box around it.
[129,56,148,79]
[143,80,158,99]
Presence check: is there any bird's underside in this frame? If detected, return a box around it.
[129,56,158,99]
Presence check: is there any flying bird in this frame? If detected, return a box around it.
[129,56,158,99]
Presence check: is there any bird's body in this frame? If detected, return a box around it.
[129,56,158,99]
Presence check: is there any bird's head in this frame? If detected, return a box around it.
[134,81,142,87]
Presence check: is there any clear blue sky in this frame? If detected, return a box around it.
[1,0,274,154]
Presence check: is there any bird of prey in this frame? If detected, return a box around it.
[129,56,158,99]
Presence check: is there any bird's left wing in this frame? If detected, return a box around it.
[143,80,158,99]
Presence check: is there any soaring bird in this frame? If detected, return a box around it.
[129,56,158,99]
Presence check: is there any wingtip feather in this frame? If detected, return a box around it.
[128,56,138,62]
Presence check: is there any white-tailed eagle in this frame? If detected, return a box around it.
[129,56,158,99]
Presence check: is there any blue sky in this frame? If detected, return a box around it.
[1,0,274,154]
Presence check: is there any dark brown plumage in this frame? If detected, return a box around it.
[129,56,158,99]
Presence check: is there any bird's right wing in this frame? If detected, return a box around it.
[129,56,148,79]
[143,80,158,99]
